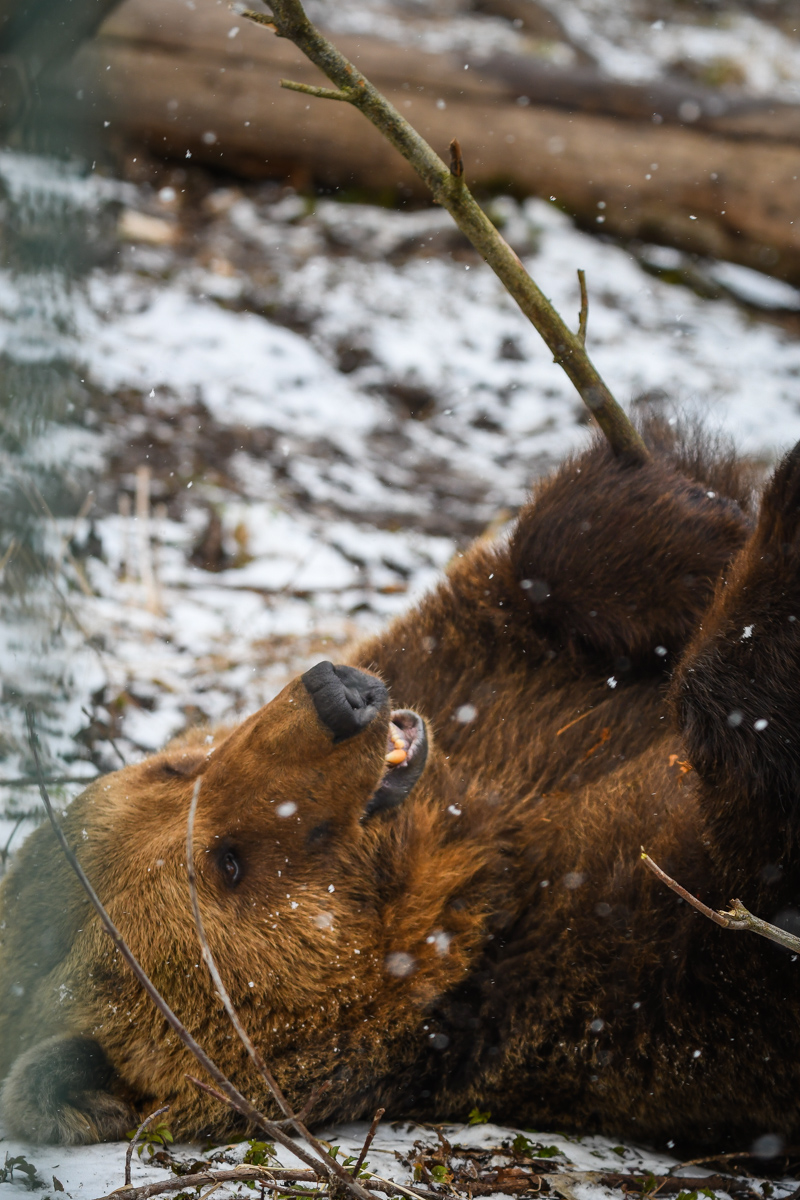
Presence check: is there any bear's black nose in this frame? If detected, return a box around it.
[302,661,388,743]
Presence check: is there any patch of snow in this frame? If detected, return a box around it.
[710,262,800,311]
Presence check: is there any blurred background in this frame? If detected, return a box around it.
[3,0,800,864]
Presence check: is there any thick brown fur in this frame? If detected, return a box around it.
[4,418,800,1150]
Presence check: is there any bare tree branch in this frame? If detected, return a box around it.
[242,0,648,466]
[641,850,800,954]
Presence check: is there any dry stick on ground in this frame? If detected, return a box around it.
[185,782,372,1198]
[23,708,369,1198]
[95,1168,443,1200]
[93,1156,777,1200]
[125,1105,170,1187]
[242,1,648,466]
[641,850,800,954]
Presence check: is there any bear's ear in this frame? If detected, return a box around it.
[146,745,209,781]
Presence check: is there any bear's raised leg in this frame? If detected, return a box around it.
[508,430,751,665]
[671,439,800,890]
[0,1035,136,1144]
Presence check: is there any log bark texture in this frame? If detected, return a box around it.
[47,0,800,284]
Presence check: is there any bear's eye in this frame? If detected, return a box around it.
[219,849,242,888]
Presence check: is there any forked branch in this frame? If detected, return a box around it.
[242,0,648,465]
[641,850,800,954]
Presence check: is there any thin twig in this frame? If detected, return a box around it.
[196,1182,223,1200]
[449,138,463,179]
[641,850,800,953]
[186,1073,233,1110]
[364,1176,437,1200]
[599,1174,761,1200]
[125,1106,169,1187]
[284,1080,331,1127]
[281,79,355,101]
[352,1108,385,1177]
[240,10,276,30]
[641,850,748,929]
[81,704,127,769]
[24,707,342,1182]
[186,781,373,1200]
[672,1151,760,1171]
[242,1,648,465]
[577,269,588,344]
[0,775,99,786]
[187,1074,328,1130]
[0,813,27,873]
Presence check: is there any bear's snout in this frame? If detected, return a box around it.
[302,661,388,743]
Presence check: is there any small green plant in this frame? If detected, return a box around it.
[675,1190,715,1200]
[509,1134,562,1158]
[0,1154,44,1190]
[341,1155,372,1179]
[126,1120,174,1159]
[430,1165,452,1184]
[242,1141,276,1167]
[467,1106,491,1126]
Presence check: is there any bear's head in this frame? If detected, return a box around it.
[0,663,502,1136]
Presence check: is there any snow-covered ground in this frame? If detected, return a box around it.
[0,1118,730,1200]
[4,135,800,1191]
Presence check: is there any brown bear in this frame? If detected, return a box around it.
[1,419,799,1151]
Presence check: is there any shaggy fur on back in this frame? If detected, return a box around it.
[2,419,799,1151]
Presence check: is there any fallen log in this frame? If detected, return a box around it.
[44,0,800,285]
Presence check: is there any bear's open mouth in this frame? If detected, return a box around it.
[364,709,428,818]
[384,710,426,767]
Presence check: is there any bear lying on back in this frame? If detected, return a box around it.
[2,419,800,1149]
